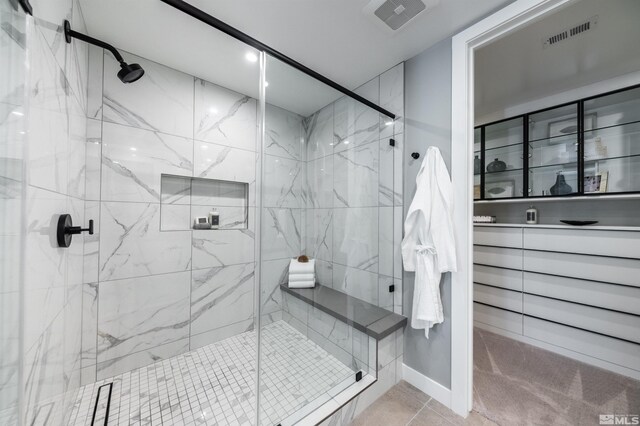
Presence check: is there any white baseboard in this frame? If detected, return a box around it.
[402,364,452,408]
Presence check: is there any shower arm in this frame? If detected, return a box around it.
[63,20,126,66]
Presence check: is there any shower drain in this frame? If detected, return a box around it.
[90,382,113,426]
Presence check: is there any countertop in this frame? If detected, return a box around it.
[473,223,640,232]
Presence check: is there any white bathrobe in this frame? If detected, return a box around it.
[402,147,457,337]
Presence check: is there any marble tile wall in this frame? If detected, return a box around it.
[303,63,404,315]
[81,47,307,384]
[0,0,91,424]
[3,5,404,420]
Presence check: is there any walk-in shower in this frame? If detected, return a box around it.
[0,0,404,424]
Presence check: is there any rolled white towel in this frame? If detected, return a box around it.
[289,259,315,274]
[288,273,315,282]
[288,280,315,289]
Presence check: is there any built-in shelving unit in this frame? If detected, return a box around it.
[474,84,640,201]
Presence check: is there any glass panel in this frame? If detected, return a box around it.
[584,157,640,194]
[584,86,640,130]
[583,121,640,193]
[583,87,640,194]
[529,166,578,197]
[474,127,481,152]
[0,2,27,424]
[260,54,396,424]
[35,14,263,425]
[483,117,523,199]
[529,103,578,141]
[485,117,523,149]
[528,104,579,197]
[485,169,525,199]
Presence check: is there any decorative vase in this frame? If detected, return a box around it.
[487,158,507,173]
[550,173,572,195]
[474,155,481,175]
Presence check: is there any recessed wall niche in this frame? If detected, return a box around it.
[160,174,249,231]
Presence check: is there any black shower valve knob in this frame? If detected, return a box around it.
[57,214,93,248]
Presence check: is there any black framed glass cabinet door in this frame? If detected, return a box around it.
[482,117,525,200]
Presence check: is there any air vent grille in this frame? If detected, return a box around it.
[543,16,598,48]
[374,0,427,31]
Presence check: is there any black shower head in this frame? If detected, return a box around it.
[118,62,145,84]
[64,20,145,84]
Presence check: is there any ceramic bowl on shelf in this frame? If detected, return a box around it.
[487,158,507,173]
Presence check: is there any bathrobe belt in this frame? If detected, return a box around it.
[415,244,436,256]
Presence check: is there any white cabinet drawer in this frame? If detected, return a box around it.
[523,250,640,287]
[524,272,640,316]
[474,265,522,291]
[524,316,640,372]
[523,294,640,344]
[474,302,522,334]
[474,227,523,248]
[524,228,640,259]
[474,246,522,270]
[474,284,522,312]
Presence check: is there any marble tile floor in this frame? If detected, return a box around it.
[66,321,354,426]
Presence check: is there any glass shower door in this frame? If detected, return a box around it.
[0,1,28,424]
[257,53,401,425]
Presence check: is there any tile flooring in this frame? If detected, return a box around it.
[67,321,354,425]
[349,381,496,426]
[353,327,640,426]
[473,327,640,426]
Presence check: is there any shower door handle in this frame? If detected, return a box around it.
[57,214,93,248]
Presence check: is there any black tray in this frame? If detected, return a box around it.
[560,220,598,226]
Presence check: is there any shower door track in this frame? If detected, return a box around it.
[159,0,397,120]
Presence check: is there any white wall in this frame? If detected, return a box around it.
[476,70,640,125]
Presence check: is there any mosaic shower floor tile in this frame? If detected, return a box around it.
[66,321,354,425]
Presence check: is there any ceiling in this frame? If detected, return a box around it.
[475,0,640,121]
[79,0,513,116]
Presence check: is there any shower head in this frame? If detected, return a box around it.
[63,20,145,84]
[118,62,145,84]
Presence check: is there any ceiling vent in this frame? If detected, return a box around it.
[543,16,598,48]
[364,0,439,33]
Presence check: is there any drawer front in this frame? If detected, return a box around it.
[474,265,522,292]
[523,294,640,344]
[474,284,522,312]
[524,228,640,259]
[524,272,640,316]
[523,250,640,287]
[474,246,522,270]
[474,227,523,248]
[524,316,640,372]
[474,302,522,334]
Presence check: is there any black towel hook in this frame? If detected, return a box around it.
[411,152,420,159]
